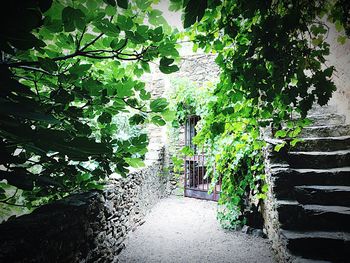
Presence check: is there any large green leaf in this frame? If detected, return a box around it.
[125,157,145,168]
[159,57,179,74]
[183,0,207,28]
[150,98,168,112]
[117,0,128,9]
[151,115,166,126]
[38,57,58,72]
[62,6,86,32]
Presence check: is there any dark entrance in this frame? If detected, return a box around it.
[183,115,221,201]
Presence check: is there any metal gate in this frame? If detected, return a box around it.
[183,115,220,201]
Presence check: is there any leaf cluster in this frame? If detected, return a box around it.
[0,0,180,209]
[173,0,349,227]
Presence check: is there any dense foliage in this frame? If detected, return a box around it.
[0,0,180,209]
[172,0,350,228]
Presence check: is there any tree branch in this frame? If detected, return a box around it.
[76,26,87,51]
[0,200,39,208]
[80,32,104,51]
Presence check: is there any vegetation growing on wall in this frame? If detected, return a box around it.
[171,0,350,228]
[0,0,180,211]
[1,0,349,228]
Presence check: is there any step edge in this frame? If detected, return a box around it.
[281,230,350,241]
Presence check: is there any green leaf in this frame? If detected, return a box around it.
[262,184,268,193]
[110,38,126,50]
[117,15,133,31]
[184,0,207,28]
[68,63,92,75]
[161,110,176,121]
[62,7,86,32]
[116,80,134,97]
[106,5,117,16]
[180,146,194,157]
[86,182,104,190]
[159,57,179,74]
[337,35,347,45]
[335,20,344,32]
[129,114,146,125]
[151,115,166,126]
[38,57,58,72]
[140,89,151,100]
[125,158,145,168]
[274,142,286,152]
[94,19,120,36]
[290,138,301,147]
[104,0,116,6]
[136,0,152,9]
[149,26,163,42]
[83,79,103,96]
[117,0,128,9]
[150,98,168,112]
[288,126,301,138]
[148,10,163,26]
[141,61,150,73]
[77,173,92,182]
[158,42,179,57]
[275,130,287,138]
[98,112,112,124]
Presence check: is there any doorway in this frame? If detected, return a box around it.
[183,115,220,201]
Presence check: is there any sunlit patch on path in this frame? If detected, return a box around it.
[119,196,276,263]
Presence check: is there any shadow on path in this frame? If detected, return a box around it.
[119,196,276,263]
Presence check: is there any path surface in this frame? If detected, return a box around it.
[119,196,276,263]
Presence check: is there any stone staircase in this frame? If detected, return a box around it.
[266,109,350,262]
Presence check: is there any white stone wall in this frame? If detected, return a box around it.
[326,22,350,123]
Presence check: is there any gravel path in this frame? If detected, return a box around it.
[119,196,276,263]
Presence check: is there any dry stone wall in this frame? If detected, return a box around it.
[0,148,170,263]
[261,143,292,263]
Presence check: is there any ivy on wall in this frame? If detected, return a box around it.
[171,0,350,228]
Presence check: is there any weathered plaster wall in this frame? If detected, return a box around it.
[0,149,170,263]
[326,23,350,123]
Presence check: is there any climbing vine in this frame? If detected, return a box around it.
[172,0,350,228]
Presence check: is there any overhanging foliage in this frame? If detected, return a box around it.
[172,0,350,228]
[0,0,180,209]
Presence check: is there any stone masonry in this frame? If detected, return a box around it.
[262,107,350,262]
[0,148,171,263]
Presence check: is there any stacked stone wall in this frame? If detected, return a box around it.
[0,150,170,263]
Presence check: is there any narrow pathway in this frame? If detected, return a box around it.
[119,196,276,263]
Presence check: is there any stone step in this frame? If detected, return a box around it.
[285,150,350,169]
[278,201,350,232]
[307,105,337,116]
[271,167,350,199]
[281,230,350,262]
[300,125,350,138]
[292,136,350,152]
[307,114,346,126]
[294,185,350,206]
[292,257,331,263]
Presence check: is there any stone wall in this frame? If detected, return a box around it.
[142,53,219,193]
[261,143,291,263]
[326,22,350,123]
[169,54,220,192]
[0,148,170,263]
